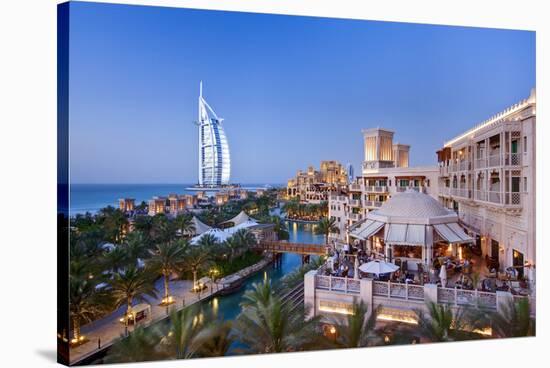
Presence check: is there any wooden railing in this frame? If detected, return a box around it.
[255,241,327,255]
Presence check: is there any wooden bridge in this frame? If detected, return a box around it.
[254,240,328,255]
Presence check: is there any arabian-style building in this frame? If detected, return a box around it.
[436,89,536,274]
[197,82,230,187]
[287,160,349,203]
[329,129,439,239]
[118,198,135,213]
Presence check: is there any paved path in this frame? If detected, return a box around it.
[70,278,222,365]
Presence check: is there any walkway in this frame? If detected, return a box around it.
[255,240,327,255]
[70,278,222,365]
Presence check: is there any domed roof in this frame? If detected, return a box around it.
[374,190,452,219]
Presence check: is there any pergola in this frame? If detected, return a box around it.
[349,190,473,270]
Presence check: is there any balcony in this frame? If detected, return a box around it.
[439,165,450,176]
[474,190,522,206]
[349,199,361,207]
[329,195,348,203]
[396,186,426,193]
[349,213,362,221]
[349,184,362,191]
[472,153,523,170]
[365,185,389,193]
[449,160,470,172]
[365,200,383,208]
[439,187,451,196]
[450,188,471,199]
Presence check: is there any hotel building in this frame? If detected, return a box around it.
[436,89,536,274]
[118,198,135,213]
[197,82,231,187]
[287,160,349,203]
[329,128,439,239]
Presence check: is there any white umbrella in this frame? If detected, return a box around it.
[439,266,447,287]
[358,260,399,275]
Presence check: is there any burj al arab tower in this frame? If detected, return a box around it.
[197,82,231,187]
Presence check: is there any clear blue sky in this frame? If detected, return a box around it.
[68,2,535,184]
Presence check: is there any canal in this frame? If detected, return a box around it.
[200,221,324,321]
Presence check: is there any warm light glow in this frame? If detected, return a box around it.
[458,247,463,260]
[473,327,492,336]
[329,326,336,334]
[377,309,419,325]
[318,300,354,315]
[384,335,390,343]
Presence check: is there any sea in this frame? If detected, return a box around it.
[69,183,283,215]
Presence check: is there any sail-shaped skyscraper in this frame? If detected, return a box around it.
[197,82,231,187]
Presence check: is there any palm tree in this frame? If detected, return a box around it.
[330,300,379,348]
[147,240,188,303]
[151,214,175,243]
[489,297,535,337]
[69,277,111,342]
[233,228,257,251]
[174,214,196,238]
[191,321,235,357]
[181,246,211,291]
[234,279,324,353]
[414,302,484,342]
[314,217,339,244]
[124,231,149,264]
[270,215,289,241]
[109,266,158,320]
[222,236,243,261]
[164,306,205,359]
[100,207,128,243]
[105,326,166,363]
[195,233,219,248]
[102,245,130,275]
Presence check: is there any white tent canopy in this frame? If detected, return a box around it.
[220,210,257,227]
[192,216,212,235]
[359,260,399,275]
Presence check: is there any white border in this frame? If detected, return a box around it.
[0,1,547,367]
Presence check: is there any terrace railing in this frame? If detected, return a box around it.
[365,185,389,193]
[437,287,497,309]
[315,274,360,294]
[373,281,425,301]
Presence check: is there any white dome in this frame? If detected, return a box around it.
[374,191,452,219]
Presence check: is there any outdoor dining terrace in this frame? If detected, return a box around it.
[309,267,535,316]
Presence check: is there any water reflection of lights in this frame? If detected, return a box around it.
[212,297,219,316]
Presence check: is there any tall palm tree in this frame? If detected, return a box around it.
[69,277,111,341]
[222,236,243,261]
[105,326,166,363]
[102,245,130,275]
[174,214,196,238]
[109,266,158,319]
[147,240,188,302]
[330,300,379,348]
[124,231,149,265]
[489,297,535,337]
[233,228,257,248]
[314,217,339,244]
[181,246,211,291]
[234,279,324,353]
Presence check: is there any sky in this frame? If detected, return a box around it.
[67,2,535,185]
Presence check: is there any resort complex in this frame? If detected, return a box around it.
[307,90,536,328]
[63,89,536,365]
[286,160,349,203]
